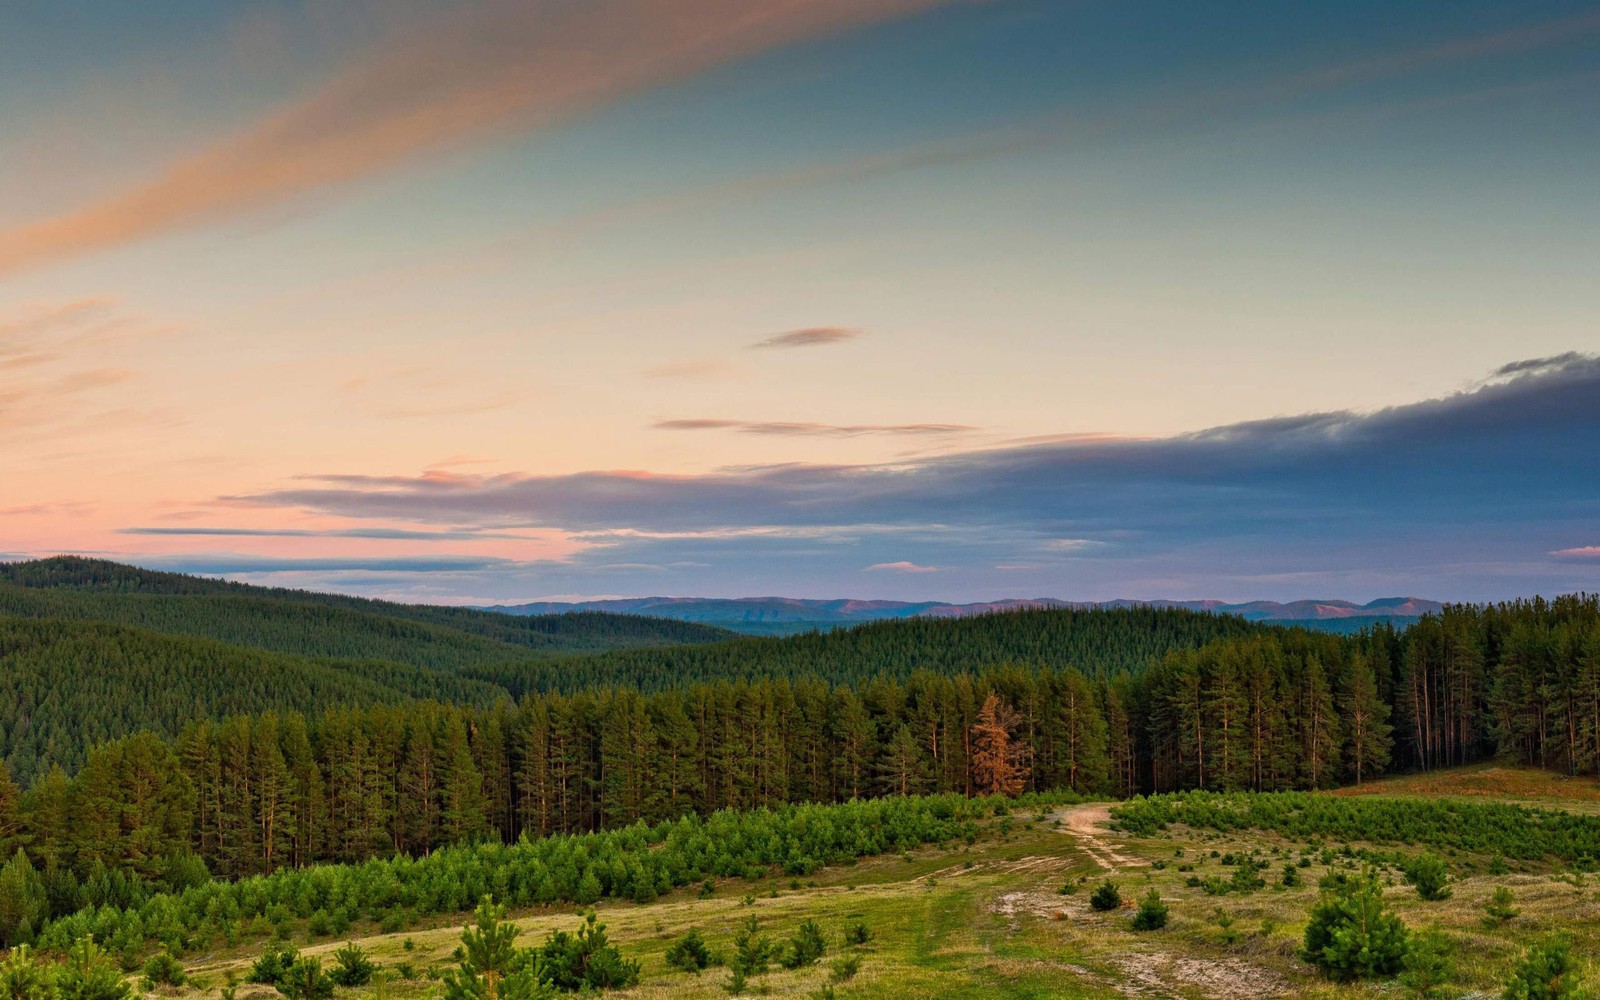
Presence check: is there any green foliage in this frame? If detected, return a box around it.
[1131,890,1169,930]
[829,952,862,982]
[842,922,872,948]
[486,603,1262,697]
[780,921,827,969]
[1485,886,1521,924]
[248,945,301,986]
[1213,909,1240,946]
[1089,881,1122,912]
[0,848,46,947]
[140,951,186,989]
[1113,791,1600,868]
[664,929,713,974]
[1503,938,1586,1000]
[440,899,550,1000]
[0,945,57,1000]
[1404,853,1454,901]
[1228,857,1267,894]
[35,792,1040,957]
[276,960,335,1000]
[1400,930,1454,1000]
[532,912,639,991]
[329,943,374,987]
[730,916,776,978]
[56,939,130,1000]
[1302,871,1409,981]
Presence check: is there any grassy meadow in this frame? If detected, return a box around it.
[155,767,1600,1000]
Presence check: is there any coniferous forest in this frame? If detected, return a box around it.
[0,558,1598,955]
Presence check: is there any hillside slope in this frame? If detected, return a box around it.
[486,593,1443,635]
[0,616,510,783]
[469,604,1269,695]
[0,557,735,668]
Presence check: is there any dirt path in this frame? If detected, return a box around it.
[1057,802,1145,870]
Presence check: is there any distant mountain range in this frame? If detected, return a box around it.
[481,595,1445,636]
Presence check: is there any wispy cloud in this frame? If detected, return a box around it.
[865,560,941,573]
[118,526,528,541]
[0,299,175,436]
[0,0,962,278]
[641,360,739,380]
[750,327,863,350]
[130,554,514,575]
[1551,546,1600,561]
[654,418,974,436]
[226,354,1600,599]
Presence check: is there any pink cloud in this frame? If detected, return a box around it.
[865,560,941,574]
[1551,546,1600,561]
[0,0,961,277]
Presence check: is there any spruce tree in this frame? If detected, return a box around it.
[0,849,45,947]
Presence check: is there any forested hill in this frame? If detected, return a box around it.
[468,604,1270,695]
[0,557,735,668]
[0,616,510,784]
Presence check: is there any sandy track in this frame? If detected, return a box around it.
[1058,802,1145,870]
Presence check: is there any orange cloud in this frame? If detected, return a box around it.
[655,418,975,436]
[0,0,961,278]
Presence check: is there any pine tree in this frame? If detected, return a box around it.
[440,716,488,845]
[1342,654,1394,784]
[0,849,45,947]
[876,725,928,797]
[971,693,1029,796]
[442,898,550,1000]
[1057,670,1110,794]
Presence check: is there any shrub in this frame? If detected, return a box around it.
[1485,886,1520,925]
[1400,930,1453,1000]
[780,921,827,969]
[1281,864,1301,887]
[58,938,130,1000]
[1503,938,1584,1000]
[141,951,187,989]
[1089,881,1122,912]
[842,922,872,947]
[0,946,54,1000]
[247,944,301,986]
[276,959,335,1000]
[665,929,713,974]
[1404,854,1453,901]
[534,912,640,991]
[306,910,332,938]
[1131,891,1168,931]
[1302,871,1408,980]
[329,942,374,987]
[1229,858,1267,894]
[1213,909,1239,947]
[730,916,776,977]
[440,898,548,1000]
[829,953,862,982]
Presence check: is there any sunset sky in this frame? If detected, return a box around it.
[3,0,1598,603]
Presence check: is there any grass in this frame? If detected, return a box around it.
[163,767,1600,999]
[1331,762,1600,813]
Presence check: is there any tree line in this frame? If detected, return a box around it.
[4,791,1068,956]
[0,591,1592,898]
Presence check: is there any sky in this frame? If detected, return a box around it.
[2,0,1598,605]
